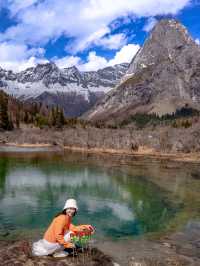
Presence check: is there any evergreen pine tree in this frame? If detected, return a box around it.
[24,111,29,124]
[0,92,12,130]
[48,107,56,127]
[16,106,20,129]
[59,108,65,126]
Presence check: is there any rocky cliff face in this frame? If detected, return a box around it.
[0,63,128,117]
[86,19,200,122]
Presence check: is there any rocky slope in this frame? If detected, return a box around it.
[86,19,200,122]
[0,63,128,117]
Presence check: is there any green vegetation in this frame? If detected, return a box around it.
[0,91,13,130]
[119,105,200,129]
[0,90,91,130]
[1,89,199,131]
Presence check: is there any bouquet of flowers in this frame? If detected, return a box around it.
[71,225,94,248]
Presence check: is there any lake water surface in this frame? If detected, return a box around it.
[0,149,199,241]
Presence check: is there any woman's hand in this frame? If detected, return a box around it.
[81,224,95,234]
[64,242,75,249]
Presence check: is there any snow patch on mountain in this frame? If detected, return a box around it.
[0,62,128,100]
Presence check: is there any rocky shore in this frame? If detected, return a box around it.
[96,221,200,266]
[0,240,113,266]
[0,221,199,266]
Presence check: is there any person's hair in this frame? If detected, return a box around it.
[55,208,77,218]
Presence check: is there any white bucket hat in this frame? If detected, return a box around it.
[63,198,78,211]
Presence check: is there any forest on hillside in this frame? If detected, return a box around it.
[0,90,66,130]
[0,90,200,131]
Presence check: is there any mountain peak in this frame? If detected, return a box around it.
[127,18,198,75]
[0,62,129,117]
[151,18,193,44]
[86,19,200,121]
[34,62,58,72]
[63,65,80,75]
[153,18,185,30]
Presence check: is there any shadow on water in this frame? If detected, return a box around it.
[0,157,9,196]
[0,150,199,240]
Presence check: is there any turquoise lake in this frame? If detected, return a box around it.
[0,149,199,240]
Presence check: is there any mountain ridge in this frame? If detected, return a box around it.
[0,62,129,117]
[85,19,200,122]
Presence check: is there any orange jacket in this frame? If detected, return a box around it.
[43,214,83,248]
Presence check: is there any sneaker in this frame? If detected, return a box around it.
[53,251,69,258]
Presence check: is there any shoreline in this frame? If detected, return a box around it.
[1,221,200,266]
[4,142,53,148]
[1,142,200,163]
[64,145,200,162]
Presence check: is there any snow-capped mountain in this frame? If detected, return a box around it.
[0,62,128,117]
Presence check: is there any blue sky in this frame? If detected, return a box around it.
[0,0,199,72]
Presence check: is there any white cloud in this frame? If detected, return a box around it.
[66,30,127,53]
[8,0,38,15]
[94,33,127,49]
[80,43,140,70]
[0,41,139,72]
[0,0,191,71]
[195,38,200,45]
[55,43,140,71]
[1,56,48,72]
[1,0,191,50]
[108,44,140,66]
[78,51,108,71]
[0,42,28,62]
[81,0,190,20]
[0,42,46,72]
[110,16,133,31]
[66,26,110,53]
[54,56,81,69]
[143,17,158,32]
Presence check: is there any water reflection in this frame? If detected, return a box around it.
[0,154,178,239]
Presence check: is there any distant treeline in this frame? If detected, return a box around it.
[119,105,199,129]
[0,90,90,130]
[0,90,199,131]
[91,105,200,129]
